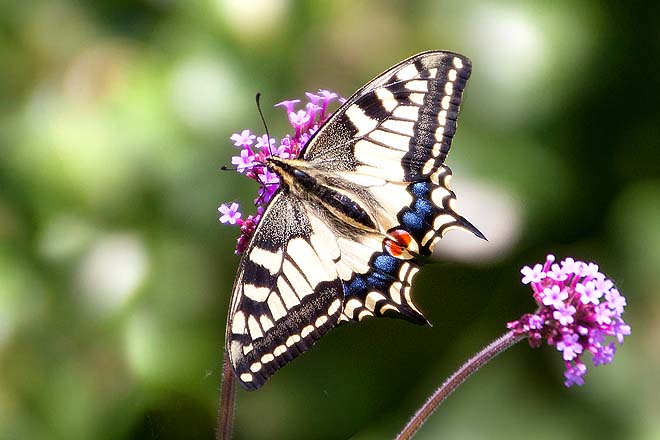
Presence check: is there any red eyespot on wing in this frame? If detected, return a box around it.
[385,240,404,257]
[390,229,413,247]
[384,229,413,257]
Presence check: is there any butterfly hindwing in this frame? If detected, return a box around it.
[227,192,344,390]
[314,218,427,325]
[338,245,427,325]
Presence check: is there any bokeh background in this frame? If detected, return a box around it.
[1,0,659,439]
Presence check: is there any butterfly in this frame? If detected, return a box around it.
[225,51,483,390]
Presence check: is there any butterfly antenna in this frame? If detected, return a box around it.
[253,93,280,207]
[255,93,273,156]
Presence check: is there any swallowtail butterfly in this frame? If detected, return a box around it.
[226,51,483,390]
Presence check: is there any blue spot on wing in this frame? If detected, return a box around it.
[410,181,431,198]
[414,198,435,218]
[401,210,425,237]
[373,254,397,273]
[399,179,459,255]
[346,276,368,294]
[345,253,400,298]
[342,252,426,324]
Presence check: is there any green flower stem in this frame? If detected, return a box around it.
[395,331,525,440]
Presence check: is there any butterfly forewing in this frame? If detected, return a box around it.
[226,51,481,390]
[303,51,470,181]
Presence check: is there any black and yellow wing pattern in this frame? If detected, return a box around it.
[226,51,483,390]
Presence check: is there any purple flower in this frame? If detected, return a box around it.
[258,168,280,186]
[605,288,626,314]
[564,362,587,387]
[540,285,567,308]
[305,92,321,105]
[593,343,616,366]
[275,99,301,114]
[553,303,576,325]
[528,314,544,330]
[318,89,337,100]
[521,264,546,284]
[258,184,278,205]
[560,257,580,275]
[218,202,242,225]
[611,319,631,344]
[557,333,583,361]
[235,215,257,254]
[220,90,342,253]
[577,325,589,336]
[299,132,311,149]
[547,264,568,281]
[272,144,293,159]
[557,334,582,361]
[289,109,311,128]
[507,255,630,387]
[318,89,338,113]
[581,262,600,279]
[255,135,276,152]
[232,149,256,173]
[594,303,612,325]
[230,129,256,148]
[587,328,605,346]
[576,281,602,305]
[306,102,320,123]
[594,277,613,294]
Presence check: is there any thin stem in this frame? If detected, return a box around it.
[216,353,237,440]
[395,331,525,440]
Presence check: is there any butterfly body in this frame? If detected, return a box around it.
[226,51,483,390]
[266,156,378,231]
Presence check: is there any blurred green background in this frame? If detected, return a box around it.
[1,0,659,439]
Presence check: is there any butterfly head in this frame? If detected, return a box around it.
[263,155,317,192]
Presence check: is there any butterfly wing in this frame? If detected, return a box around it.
[303,51,481,256]
[304,50,469,178]
[301,51,482,321]
[226,190,427,390]
[226,191,345,390]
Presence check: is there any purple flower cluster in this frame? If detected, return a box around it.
[218,90,343,254]
[507,255,630,387]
